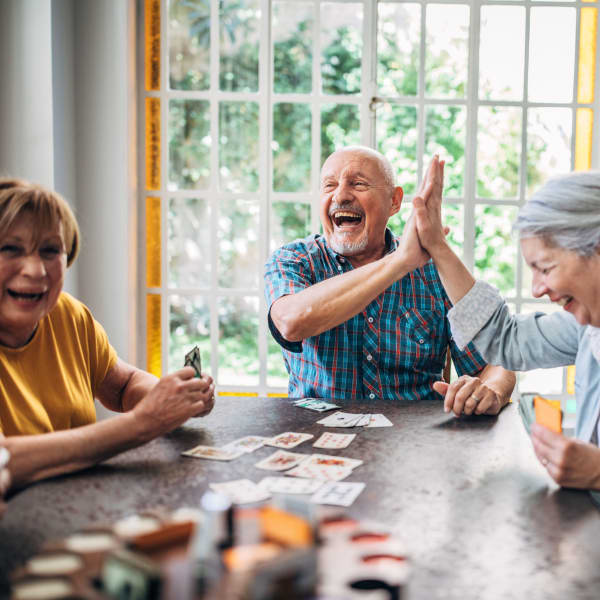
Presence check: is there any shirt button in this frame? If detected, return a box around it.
[368,317,374,323]
[419,339,425,344]
[337,265,343,271]
[366,354,372,361]
[369,393,375,399]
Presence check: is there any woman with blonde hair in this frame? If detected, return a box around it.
[0,178,214,495]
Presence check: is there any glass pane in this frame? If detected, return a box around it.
[442,203,464,258]
[273,1,313,94]
[479,6,525,101]
[268,334,289,388]
[219,296,259,386]
[321,2,363,95]
[220,0,260,92]
[168,197,211,288]
[477,107,522,199]
[273,103,312,192]
[376,104,418,195]
[321,103,361,165]
[145,98,161,191]
[219,101,259,192]
[528,8,576,103]
[169,0,210,90]
[377,2,420,96]
[169,295,210,375]
[145,0,161,91]
[425,105,466,197]
[271,201,311,253]
[474,204,518,296]
[518,303,564,395]
[169,100,210,190]
[527,108,572,196]
[218,197,259,289]
[146,293,161,377]
[146,197,161,288]
[425,4,469,98]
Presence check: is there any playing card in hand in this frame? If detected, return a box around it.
[184,346,202,378]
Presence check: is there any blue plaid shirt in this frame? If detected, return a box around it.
[264,230,487,400]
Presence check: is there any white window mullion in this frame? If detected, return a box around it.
[462,0,481,271]
[363,0,378,148]
[258,0,271,395]
[209,0,220,384]
[311,0,321,234]
[416,2,427,189]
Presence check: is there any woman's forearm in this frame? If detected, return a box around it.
[3,412,146,490]
[429,241,476,305]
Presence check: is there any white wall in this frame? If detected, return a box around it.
[0,0,137,417]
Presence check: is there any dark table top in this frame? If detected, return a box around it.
[1,397,599,599]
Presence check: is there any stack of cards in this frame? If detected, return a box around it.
[293,398,340,412]
[317,411,393,428]
[210,479,271,504]
[286,454,363,482]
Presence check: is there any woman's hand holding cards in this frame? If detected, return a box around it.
[133,368,215,441]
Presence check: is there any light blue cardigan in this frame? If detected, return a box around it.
[447,281,600,443]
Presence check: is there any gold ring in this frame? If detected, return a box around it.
[471,395,481,403]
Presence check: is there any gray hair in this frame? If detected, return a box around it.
[323,146,396,193]
[514,171,600,257]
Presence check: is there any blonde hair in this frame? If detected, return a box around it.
[0,178,80,266]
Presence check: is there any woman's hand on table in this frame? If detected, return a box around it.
[434,376,504,417]
[531,424,600,489]
[133,368,215,441]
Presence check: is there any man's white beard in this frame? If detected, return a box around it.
[329,232,369,256]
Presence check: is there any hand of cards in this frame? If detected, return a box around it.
[184,346,202,378]
[317,411,393,428]
[293,398,340,412]
[518,393,562,434]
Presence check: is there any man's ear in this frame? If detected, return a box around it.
[389,186,403,216]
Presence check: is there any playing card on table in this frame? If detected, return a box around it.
[317,411,365,428]
[313,432,356,449]
[184,345,202,378]
[210,479,271,504]
[365,414,393,427]
[286,462,354,482]
[223,436,268,453]
[182,444,244,461]
[257,476,323,495]
[265,432,314,449]
[304,453,363,470]
[293,398,340,412]
[254,450,308,471]
[311,481,366,507]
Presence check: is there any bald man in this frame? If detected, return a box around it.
[264,146,515,414]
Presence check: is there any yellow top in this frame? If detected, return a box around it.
[0,292,117,436]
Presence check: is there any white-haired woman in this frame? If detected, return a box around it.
[407,159,600,490]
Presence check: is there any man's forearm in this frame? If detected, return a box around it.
[271,252,411,342]
[478,364,516,406]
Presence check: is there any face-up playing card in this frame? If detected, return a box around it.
[286,462,354,482]
[265,432,314,449]
[293,399,340,412]
[184,346,202,378]
[254,450,308,471]
[310,481,365,507]
[222,436,269,453]
[210,479,271,504]
[257,476,324,495]
[181,444,244,461]
[304,453,363,470]
[313,432,356,449]
[365,414,393,427]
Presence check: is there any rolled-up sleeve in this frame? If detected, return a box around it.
[448,281,579,370]
[264,245,315,353]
